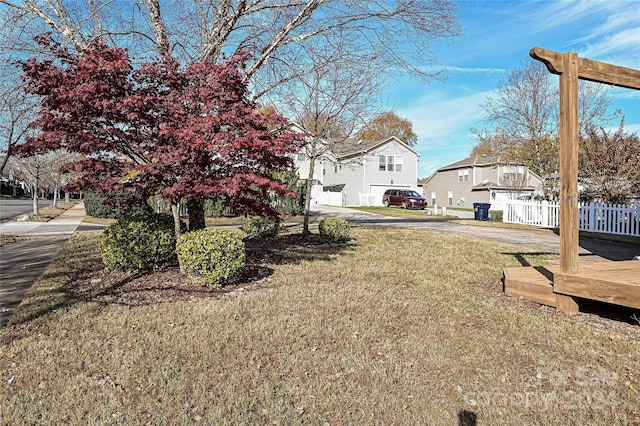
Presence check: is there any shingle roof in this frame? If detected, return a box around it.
[437,154,500,171]
[328,136,419,159]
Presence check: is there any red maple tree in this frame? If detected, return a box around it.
[16,34,302,236]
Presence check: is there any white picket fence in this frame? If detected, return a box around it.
[504,200,640,237]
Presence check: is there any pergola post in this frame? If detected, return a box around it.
[558,52,580,276]
[529,47,640,315]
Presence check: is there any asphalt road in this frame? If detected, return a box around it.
[312,205,640,262]
[0,198,51,221]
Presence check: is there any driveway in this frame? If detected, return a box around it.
[311,204,640,261]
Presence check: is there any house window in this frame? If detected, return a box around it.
[502,166,524,182]
[447,190,453,206]
[297,153,308,161]
[458,169,469,182]
[379,155,402,172]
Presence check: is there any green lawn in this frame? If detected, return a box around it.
[1,225,638,424]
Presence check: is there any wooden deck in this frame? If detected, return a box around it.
[503,261,640,313]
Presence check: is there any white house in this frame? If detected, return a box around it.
[290,124,422,206]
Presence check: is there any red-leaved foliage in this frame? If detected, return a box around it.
[16,34,302,220]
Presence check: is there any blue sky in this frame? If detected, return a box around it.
[384,0,640,178]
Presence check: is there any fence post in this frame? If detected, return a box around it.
[588,202,595,233]
[541,200,548,227]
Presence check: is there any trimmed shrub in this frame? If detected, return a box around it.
[176,229,245,287]
[241,216,279,238]
[85,191,152,219]
[100,213,179,272]
[318,218,351,242]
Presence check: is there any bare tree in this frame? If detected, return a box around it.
[42,150,77,207]
[499,164,529,199]
[0,0,460,94]
[472,59,613,199]
[0,61,38,173]
[1,0,460,224]
[6,153,45,215]
[275,43,384,233]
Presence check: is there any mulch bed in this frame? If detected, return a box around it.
[64,233,354,306]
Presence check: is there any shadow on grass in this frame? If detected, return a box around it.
[4,232,355,335]
[501,252,558,267]
[458,410,477,426]
[574,298,640,326]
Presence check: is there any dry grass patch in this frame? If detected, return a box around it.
[352,206,454,219]
[1,227,639,425]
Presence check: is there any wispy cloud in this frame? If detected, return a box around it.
[396,89,498,176]
[579,28,640,67]
[443,66,507,75]
[399,89,495,140]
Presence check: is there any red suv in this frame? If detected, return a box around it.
[382,189,427,209]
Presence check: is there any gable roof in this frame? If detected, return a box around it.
[421,154,543,185]
[288,123,419,160]
[329,136,420,160]
[437,154,500,171]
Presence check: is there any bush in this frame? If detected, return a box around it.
[176,229,245,287]
[318,218,351,242]
[85,191,152,219]
[241,216,279,238]
[100,213,180,272]
[489,210,503,222]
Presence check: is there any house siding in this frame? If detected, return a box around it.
[423,158,543,211]
[321,138,419,206]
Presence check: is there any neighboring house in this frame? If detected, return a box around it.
[421,155,543,211]
[290,123,422,206]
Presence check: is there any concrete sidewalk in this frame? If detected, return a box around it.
[0,202,87,236]
[0,203,88,328]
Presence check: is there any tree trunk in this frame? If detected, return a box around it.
[187,199,206,231]
[32,184,39,216]
[52,187,59,208]
[65,191,71,202]
[170,202,185,274]
[302,157,316,234]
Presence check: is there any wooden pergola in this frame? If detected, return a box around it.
[503,47,640,315]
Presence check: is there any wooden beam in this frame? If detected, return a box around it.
[558,52,580,275]
[530,47,640,90]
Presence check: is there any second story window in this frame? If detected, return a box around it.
[458,169,469,182]
[379,155,402,172]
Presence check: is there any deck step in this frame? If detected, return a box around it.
[503,266,557,307]
[554,261,640,309]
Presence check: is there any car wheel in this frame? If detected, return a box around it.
[383,200,389,207]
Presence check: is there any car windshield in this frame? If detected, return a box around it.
[405,191,421,197]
